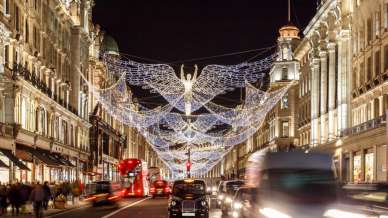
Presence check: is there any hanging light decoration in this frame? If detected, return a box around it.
[83,51,291,178]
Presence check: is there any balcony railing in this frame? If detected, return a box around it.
[12,63,78,116]
[340,115,386,137]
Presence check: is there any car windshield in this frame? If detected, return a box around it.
[173,181,205,197]
[226,181,244,195]
[263,169,337,203]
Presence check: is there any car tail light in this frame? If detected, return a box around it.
[164,187,170,193]
[150,187,156,193]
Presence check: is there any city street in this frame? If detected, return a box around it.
[48,198,222,218]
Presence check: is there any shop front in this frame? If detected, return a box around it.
[337,144,387,184]
[15,144,79,184]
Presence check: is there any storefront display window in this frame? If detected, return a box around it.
[0,155,9,183]
[365,152,374,182]
[354,155,362,183]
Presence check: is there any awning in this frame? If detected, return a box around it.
[0,159,8,168]
[0,148,30,171]
[17,145,61,167]
[52,153,76,167]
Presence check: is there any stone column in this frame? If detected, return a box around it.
[349,152,354,183]
[311,58,320,146]
[338,30,352,134]
[320,51,328,143]
[328,43,336,140]
[70,27,81,115]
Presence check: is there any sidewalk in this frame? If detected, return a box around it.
[2,199,88,218]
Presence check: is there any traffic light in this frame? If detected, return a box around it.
[186,160,191,172]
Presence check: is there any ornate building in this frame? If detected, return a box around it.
[0,0,93,184]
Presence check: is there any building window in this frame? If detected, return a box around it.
[15,5,20,32]
[282,67,288,80]
[282,121,289,137]
[39,108,45,135]
[62,120,68,144]
[385,3,388,30]
[70,125,74,146]
[281,94,289,109]
[375,11,381,37]
[365,151,374,182]
[367,57,372,80]
[375,51,381,75]
[4,0,9,15]
[385,45,388,72]
[367,18,372,44]
[25,19,29,43]
[360,62,365,85]
[353,153,362,182]
[4,45,9,68]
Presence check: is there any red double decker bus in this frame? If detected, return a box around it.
[119,158,149,197]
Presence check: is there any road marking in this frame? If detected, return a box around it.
[101,197,151,218]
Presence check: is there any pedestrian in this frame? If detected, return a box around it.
[42,182,51,210]
[30,183,45,218]
[0,183,6,215]
[9,182,22,216]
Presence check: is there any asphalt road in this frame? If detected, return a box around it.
[48,197,223,218]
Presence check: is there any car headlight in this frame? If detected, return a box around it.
[206,187,211,192]
[212,186,217,192]
[225,197,232,203]
[218,195,224,200]
[171,201,177,206]
[323,209,374,218]
[259,208,291,218]
[201,200,207,206]
[232,211,240,218]
[233,202,242,210]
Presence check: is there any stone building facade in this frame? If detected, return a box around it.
[220,0,388,183]
[0,0,92,184]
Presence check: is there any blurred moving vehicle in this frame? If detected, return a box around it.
[85,181,122,207]
[168,179,210,218]
[119,158,150,197]
[150,180,171,198]
[254,151,341,218]
[231,187,257,218]
[217,180,244,215]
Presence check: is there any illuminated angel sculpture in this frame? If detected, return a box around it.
[103,53,276,115]
[180,64,198,115]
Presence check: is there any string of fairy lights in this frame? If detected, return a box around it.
[82,51,290,178]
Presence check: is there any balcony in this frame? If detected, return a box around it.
[12,63,78,116]
[340,115,386,137]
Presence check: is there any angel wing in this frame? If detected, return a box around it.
[192,54,276,104]
[103,54,185,108]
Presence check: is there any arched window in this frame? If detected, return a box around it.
[40,108,46,135]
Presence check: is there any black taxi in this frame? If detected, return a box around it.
[168,179,210,218]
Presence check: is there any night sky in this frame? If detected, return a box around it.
[92,0,318,105]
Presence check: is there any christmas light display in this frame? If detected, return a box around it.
[82,52,291,177]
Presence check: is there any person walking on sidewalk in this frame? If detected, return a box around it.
[42,182,51,210]
[30,183,46,218]
[0,183,7,215]
[9,182,22,216]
